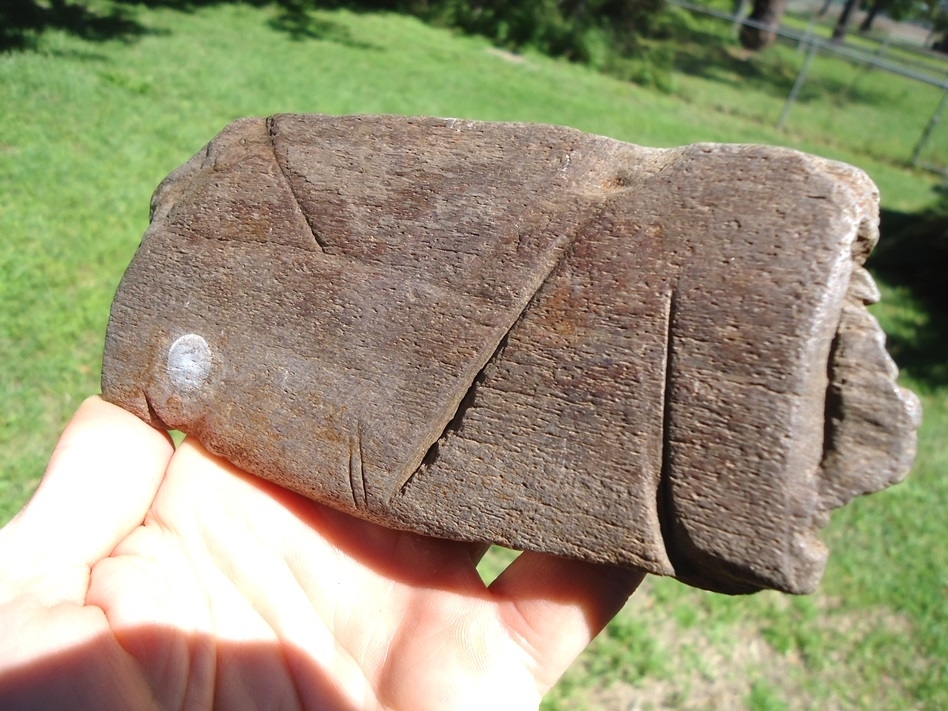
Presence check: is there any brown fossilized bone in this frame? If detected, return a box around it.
[101,114,920,594]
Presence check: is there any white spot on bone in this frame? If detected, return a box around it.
[167,334,211,391]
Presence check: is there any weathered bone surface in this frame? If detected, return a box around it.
[101,114,921,594]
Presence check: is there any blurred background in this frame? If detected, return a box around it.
[1,1,945,708]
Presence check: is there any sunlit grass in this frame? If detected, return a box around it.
[2,3,946,708]
[669,3,948,178]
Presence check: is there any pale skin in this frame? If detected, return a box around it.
[0,397,644,710]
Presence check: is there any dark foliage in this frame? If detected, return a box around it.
[411,0,666,63]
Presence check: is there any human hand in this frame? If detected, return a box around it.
[0,396,643,711]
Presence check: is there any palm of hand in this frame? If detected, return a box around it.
[0,398,642,711]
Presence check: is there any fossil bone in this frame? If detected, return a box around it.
[101,114,920,594]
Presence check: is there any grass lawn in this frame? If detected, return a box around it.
[662,2,948,176]
[1,3,945,708]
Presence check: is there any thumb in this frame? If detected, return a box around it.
[0,396,174,602]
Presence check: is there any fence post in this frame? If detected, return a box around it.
[797,15,817,52]
[778,40,818,131]
[732,0,749,37]
[911,84,948,168]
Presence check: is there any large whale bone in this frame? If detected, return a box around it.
[101,114,920,594]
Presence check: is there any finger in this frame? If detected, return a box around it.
[0,397,173,595]
[489,552,644,693]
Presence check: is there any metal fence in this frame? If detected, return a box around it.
[666,0,948,175]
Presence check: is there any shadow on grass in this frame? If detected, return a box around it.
[665,12,901,111]
[0,0,146,51]
[665,15,798,96]
[868,207,948,389]
[266,0,376,46]
[0,0,380,52]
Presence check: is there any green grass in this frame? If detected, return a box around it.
[664,2,948,176]
[2,3,946,708]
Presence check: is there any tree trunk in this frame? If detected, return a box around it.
[859,0,886,32]
[739,0,790,50]
[832,0,860,41]
[817,0,835,16]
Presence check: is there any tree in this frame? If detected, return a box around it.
[860,0,930,33]
[859,0,886,32]
[831,0,860,41]
[738,0,789,50]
